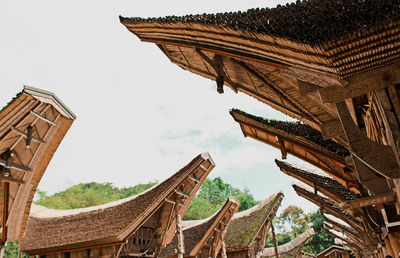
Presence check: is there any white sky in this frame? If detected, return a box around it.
[0,0,318,213]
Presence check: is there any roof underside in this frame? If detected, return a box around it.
[0,88,75,242]
[21,153,215,255]
[121,0,400,144]
[224,192,283,251]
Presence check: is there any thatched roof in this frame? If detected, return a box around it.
[231,109,349,158]
[0,86,75,241]
[292,184,363,231]
[260,228,315,257]
[121,0,399,46]
[225,192,283,251]
[275,160,358,202]
[20,153,215,255]
[159,198,239,258]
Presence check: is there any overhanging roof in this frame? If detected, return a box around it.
[159,198,239,258]
[21,153,215,255]
[230,109,359,190]
[120,0,400,135]
[261,228,314,257]
[225,192,283,251]
[292,184,363,232]
[0,87,76,242]
[275,160,358,203]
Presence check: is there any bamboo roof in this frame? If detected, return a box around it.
[260,228,315,257]
[292,184,363,231]
[230,109,359,190]
[225,192,283,251]
[20,153,215,255]
[159,198,239,258]
[275,160,358,203]
[0,86,75,242]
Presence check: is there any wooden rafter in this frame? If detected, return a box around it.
[231,58,320,125]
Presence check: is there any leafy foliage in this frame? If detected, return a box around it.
[266,207,334,255]
[4,241,29,258]
[35,182,157,209]
[184,177,259,220]
[303,210,335,254]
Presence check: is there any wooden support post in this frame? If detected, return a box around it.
[276,137,287,159]
[220,230,227,258]
[176,204,185,258]
[384,236,395,257]
[1,182,9,251]
[388,232,400,257]
[26,125,33,147]
[270,224,279,258]
[339,193,395,209]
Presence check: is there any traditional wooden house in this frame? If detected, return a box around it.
[260,228,315,258]
[0,86,76,253]
[316,246,350,258]
[20,153,214,258]
[223,192,283,258]
[121,1,400,256]
[159,198,239,258]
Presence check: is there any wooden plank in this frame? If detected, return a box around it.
[30,111,56,125]
[339,193,394,209]
[0,176,24,185]
[319,62,400,103]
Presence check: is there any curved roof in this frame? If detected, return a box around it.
[275,160,358,202]
[261,228,315,257]
[0,86,75,241]
[225,192,283,251]
[159,198,239,258]
[292,184,363,231]
[21,153,215,255]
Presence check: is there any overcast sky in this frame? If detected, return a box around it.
[0,0,318,212]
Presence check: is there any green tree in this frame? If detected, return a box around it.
[266,205,310,247]
[184,177,258,220]
[4,241,29,258]
[303,210,334,254]
[35,182,157,209]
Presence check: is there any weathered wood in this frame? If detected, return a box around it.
[220,230,227,258]
[276,137,287,159]
[297,80,321,95]
[336,101,400,178]
[319,63,400,103]
[174,189,189,198]
[270,223,279,258]
[176,205,185,258]
[339,193,394,209]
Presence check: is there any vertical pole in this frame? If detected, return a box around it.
[271,224,279,258]
[384,236,395,257]
[1,182,9,246]
[388,232,399,258]
[176,203,185,258]
[220,230,227,258]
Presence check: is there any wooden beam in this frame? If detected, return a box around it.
[297,80,321,95]
[1,182,9,244]
[30,111,56,125]
[339,193,394,209]
[0,176,24,185]
[270,223,280,258]
[336,101,400,179]
[276,137,287,160]
[232,59,320,124]
[320,120,345,140]
[0,159,30,172]
[176,203,185,258]
[174,189,189,198]
[319,62,400,103]
[188,175,200,184]
[12,127,45,144]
